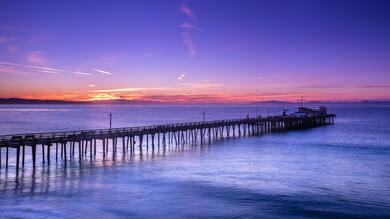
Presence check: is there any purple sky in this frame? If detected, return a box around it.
[0,0,389,102]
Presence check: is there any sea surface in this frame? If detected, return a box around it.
[0,104,389,218]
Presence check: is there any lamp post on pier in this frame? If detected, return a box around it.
[108,113,112,129]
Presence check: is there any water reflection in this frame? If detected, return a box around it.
[1,106,390,218]
[0,137,218,197]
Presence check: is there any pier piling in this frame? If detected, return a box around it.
[0,111,335,172]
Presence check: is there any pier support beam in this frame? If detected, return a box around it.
[0,113,335,172]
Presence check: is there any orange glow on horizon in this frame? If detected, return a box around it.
[4,83,390,103]
[89,93,119,101]
[9,89,389,104]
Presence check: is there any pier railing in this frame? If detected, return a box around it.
[0,113,335,172]
[0,115,334,142]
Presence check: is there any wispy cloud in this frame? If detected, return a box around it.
[31,66,64,73]
[358,85,390,88]
[2,61,114,77]
[35,69,60,74]
[89,93,118,101]
[182,31,196,55]
[94,69,113,75]
[73,71,92,76]
[179,4,199,56]
[27,51,47,64]
[295,85,346,89]
[180,4,196,20]
[0,65,37,76]
[0,61,33,68]
[92,87,176,93]
[180,23,200,30]
[93,87,147,93]
[0,61,63,74]
[0,60,97,77]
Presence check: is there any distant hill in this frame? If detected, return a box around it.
[0,98,161,105]
[250,100,292,105]
[0,98,78,104]
[359,100,390,105]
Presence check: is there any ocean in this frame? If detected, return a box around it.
[0,104,389,218]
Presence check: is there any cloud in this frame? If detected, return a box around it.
[31,66,64,73]
[94,69,113,75]
[1,60,113,78]
[27,51,47,64]
[0,60,96,77]
[136,94,222,103]
[358,85,390,88]
[0,65,59,75]
[180,23,200,30]
[73,71,92,76]
[35,69,59,74]
[295,85,346,89]
[182,32,196,55]
[180,4,196,20]
[179,4,199,56]
[0,65,37,76]
[89,84,96,87]
[89,93,118,101]
[92,87,176,93]
[0,61,62,73]
[93,87,146,93]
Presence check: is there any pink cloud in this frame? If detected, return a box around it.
[179,4,199,56]
[180,22,200,30]
[182,31,196,55]
[27,51,47,64]
[93,69,113,75]
[73,71,93,76]
[180,4,195,20]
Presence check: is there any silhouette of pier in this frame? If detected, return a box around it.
[0,111,335,173]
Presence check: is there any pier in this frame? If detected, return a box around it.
[0,109,335,173]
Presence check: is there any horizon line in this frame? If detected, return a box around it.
[1,97,390,105]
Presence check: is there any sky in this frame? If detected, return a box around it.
[0,0,389,103]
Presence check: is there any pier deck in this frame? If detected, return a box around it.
[0,113,335,173]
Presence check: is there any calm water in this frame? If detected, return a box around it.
[0,104,389,218]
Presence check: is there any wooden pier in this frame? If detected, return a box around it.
[0,112,335,173]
